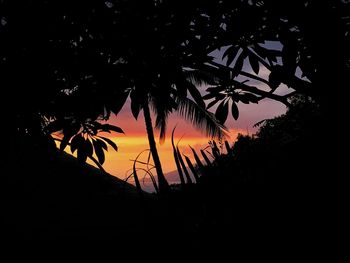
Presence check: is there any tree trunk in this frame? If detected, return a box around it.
[142,103,170,193]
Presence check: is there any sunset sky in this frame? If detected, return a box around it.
[100,54,289,185]
[55,65,288,191]
[100,95,287,184]
[60,44,290,191]
[98,44,286,183]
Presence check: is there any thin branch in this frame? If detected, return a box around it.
[240,70,271,86]
[204,61,293,106]
[246,46,272,70]
[232,80,291,107]
[207,61,271,87]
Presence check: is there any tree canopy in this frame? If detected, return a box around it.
[1,0,349,166]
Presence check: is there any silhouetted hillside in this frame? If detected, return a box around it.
[2,142,156,241]
[3,149,141,199]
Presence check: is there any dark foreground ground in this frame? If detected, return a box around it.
[1,143,344,257]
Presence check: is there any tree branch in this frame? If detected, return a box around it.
[232,80,291,107]
[246,47,272,70]
[206,60,313,103]
[207,61,271,87]
[240,70,271,86]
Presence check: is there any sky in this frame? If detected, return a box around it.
[55,65,288,191]
[80,42,289,191]
[100,95,287,186]
[100,48,289,186]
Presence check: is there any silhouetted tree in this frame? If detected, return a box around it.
[190,94,322,200]
[0,1,227,193]
[190,0,349,123]
[104,1,227,193]
[1,0,348,190]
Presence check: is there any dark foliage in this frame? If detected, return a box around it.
[0,0,347,247]
[199,96,322,187]
[2,0,348,167]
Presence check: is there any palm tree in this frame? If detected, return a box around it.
[129,69,227,194]
[142,101,170,193]
[108,0,229,193]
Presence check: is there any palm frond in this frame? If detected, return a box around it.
[150,96,171,144]
[175,96,228,139]
[184,69,218,87]
[155,110,169,144]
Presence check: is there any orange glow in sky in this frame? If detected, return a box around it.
[101,127,246,181]
[57,97,286,191]
[101,97,287,182]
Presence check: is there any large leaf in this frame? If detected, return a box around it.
[70,134,84,154]
[98,136,118,152]
[206,98,220,110]
[130,90,142,120]
[60,136,70,152]
[131,99,141,120]
[45,119,64,134]
[223,45,236,59]
[206,86,226,93]
[215,100,229,124]
[110,91,129,116]
[84,138,93,157]
[186,81,205,109]
[232,49,246,77]
[101,124,124,134]
[92,139,105,165]
[231,101,239,120]
[203,92,225,101]
[248,54,260,75]
[223,45,240,67]
[95,138,108,151]
[60,123,80,152]
[254,44,282,62]
[77,143,88,163]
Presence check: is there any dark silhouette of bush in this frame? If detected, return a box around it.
[198,96,323,194]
